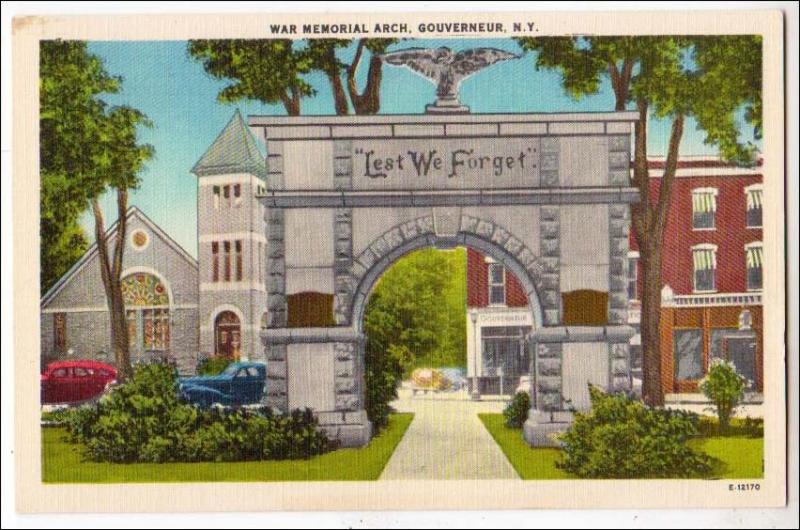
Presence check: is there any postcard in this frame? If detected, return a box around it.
[11,9,786,512]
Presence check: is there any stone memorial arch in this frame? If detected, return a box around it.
[250,112,638,447]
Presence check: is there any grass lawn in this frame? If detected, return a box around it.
[479,413,763,480]
[478,414,569,479]
[42,413,413,483]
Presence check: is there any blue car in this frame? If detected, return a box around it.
[179,361,266,408]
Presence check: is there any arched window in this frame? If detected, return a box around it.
[121,273,170,352]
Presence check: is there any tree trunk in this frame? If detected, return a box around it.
[281,88,301,116]
[91,190,133,382]
[633,109,685,407]
[630,98,663,407]
[347,40,383,115]
[323,46,349,115]
[639,241,664,406]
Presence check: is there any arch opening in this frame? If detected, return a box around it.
[351,232,544,334]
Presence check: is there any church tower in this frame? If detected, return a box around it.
[191,110,268,362]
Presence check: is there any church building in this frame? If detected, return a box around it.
[40,111,268,374]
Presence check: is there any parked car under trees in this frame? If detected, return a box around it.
[41,360,118,405]
[178,361,267,407]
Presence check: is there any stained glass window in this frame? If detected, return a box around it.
[121,273,169,306]
[127,310,137,349]
[121,273,170,353]
[143,308,169,350]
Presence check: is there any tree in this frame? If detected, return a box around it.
[39,41,153,381]
[189,38,398,116]
[89,106,154,382]
[345,39,397,115]
[516,36,762,406]
[362,247,466,430]
[187,39,315,116]
[40,40,119,291]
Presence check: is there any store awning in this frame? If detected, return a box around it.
[746,245,763,268]
[693,248,717,270]
[692,191,717,213]
[746,188,763,210]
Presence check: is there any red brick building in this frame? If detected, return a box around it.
[465,156,763,397]
[466,248,531,395]
[628,157,764,394]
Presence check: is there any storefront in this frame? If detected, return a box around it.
[466,308,532,396]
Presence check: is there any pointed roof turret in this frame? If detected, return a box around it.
[191,110,266,180]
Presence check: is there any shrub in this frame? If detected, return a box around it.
[61,362,329,463]
[503,391,530,429]
[699,358,747,432]
[197,356,233,375]
[698,415,764,438]
[558,385,713,478]
[364,341,406,433]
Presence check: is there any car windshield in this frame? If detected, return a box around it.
[221,364,241,376]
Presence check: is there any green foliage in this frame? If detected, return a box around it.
[515,35,762,165]
[188,38,398,115]
[365,248,467,371]
[558,386,713,478]
[364,336,406,432]
[362,248,467,431]
[187,39,315,114]
[43,414,414,482]
[697,415,763,438]
[196,356,233,375]
[699,359,747,432]
[503,392,531,429]
[40,217,88,295]
[39,40,153,292]
[62,363,329,463]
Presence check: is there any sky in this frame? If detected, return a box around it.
[83,38,760,258]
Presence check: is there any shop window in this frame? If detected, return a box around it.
[692,245,717,292]
[481,326,530,378]
[562,290,608,326]
[692,188,717,229]
[673,328,703,380]
[746,243,763,291]
[710,328,731,360]
[488,263,505,305]
[745,184,763,228]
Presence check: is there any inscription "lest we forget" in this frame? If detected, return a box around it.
[351,138,541,190]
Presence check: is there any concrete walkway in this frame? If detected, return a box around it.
[380,388,519,480]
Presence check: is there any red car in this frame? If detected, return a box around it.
[41,360,117,405]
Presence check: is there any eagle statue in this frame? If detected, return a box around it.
[381,46,520,113]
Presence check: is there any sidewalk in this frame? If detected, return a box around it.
[379,388,519,480]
